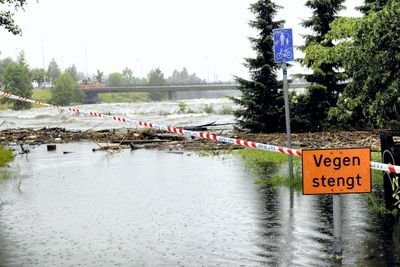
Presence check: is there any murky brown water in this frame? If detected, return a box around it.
[0,142,399,266]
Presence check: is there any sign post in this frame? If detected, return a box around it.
[302,147,371,255]
[333,194,342,255]
[273,27,294,178]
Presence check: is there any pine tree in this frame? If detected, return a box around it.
[292,0,346,132]
[232,0,284,133]
[357,0,389,15]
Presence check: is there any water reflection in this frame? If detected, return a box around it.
[0,143,399,266]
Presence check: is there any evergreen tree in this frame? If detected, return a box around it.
[292,0,346,132]
[2,51,32,110]
[357,0,389,15]
[232,0,284,133]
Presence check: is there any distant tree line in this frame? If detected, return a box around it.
[0,52,206,108]
[233,0,400,133]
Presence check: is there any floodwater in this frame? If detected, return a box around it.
[0,143,399,266]
[0,98,237,131]
[0,99,399,266]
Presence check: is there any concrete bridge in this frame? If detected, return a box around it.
[81,82,308,103]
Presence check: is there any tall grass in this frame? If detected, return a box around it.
[0,146,14,179]
[237,149,385,190]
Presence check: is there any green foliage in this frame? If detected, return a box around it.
[167,68,205,99]
[203,104,214,114]
[65,64,79,82]
[0,145,14,168]
[357,0,390,15]
[95,69,104,83]
[270,164,303,190]
[107,72,124,86]
[0,0,28,35]
[122,67,134,84]
[0,57,14,81]
[178,101,188,113]
[218,105,234,115]
[46,59,61,82]
[237,148,302,188]
[50,72,83,105]
[31,67,46,85]
[1,51,32,110]
[304,1,400,129]
[231,0,284,133]
[32,89,51,102]
[293,0,346,132]
[147,68,167,101]
[177,101,193,113]
[167,68,203,84]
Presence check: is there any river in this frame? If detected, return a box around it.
[0,99,399,266]
[0,98,236,131]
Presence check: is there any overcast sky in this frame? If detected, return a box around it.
[0,0,362,81]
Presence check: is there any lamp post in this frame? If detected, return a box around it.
[84,45,88,78]
[41,40,46,88]
[205,56,209,83]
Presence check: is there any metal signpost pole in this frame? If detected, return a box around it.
[333,194,342,256]
[282,62,293,179]
[273,26,294,179]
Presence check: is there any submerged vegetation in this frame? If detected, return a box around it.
[0,145,14,179]
[0,145,13,168]
[237,149,384,189]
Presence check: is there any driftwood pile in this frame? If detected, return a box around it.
[236,131,381,151]
[0,127,382,152]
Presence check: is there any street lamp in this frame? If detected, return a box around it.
[41,40,46,88]
[205,56,209,83]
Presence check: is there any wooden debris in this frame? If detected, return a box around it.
[0,127,383,152]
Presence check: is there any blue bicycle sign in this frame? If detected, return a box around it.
[273,28,294,63]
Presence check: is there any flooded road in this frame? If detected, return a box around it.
[0,142,399,266]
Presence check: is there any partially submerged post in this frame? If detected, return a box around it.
[273,25,294,179]
[333,194,342,255]
[302,148,371,256]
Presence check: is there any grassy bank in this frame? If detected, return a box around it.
[98,92,149,103]
[32,90,150,104]
[237,149,384,188]
[0,89,52,110]
[0,145,14,179]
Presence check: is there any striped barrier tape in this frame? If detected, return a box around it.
[1,90,399,174]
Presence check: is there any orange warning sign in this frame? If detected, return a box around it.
[302,148,371,195]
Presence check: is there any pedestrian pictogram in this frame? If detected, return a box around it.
[273,28,294,63]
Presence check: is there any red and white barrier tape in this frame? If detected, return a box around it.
[1,90,400,174]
